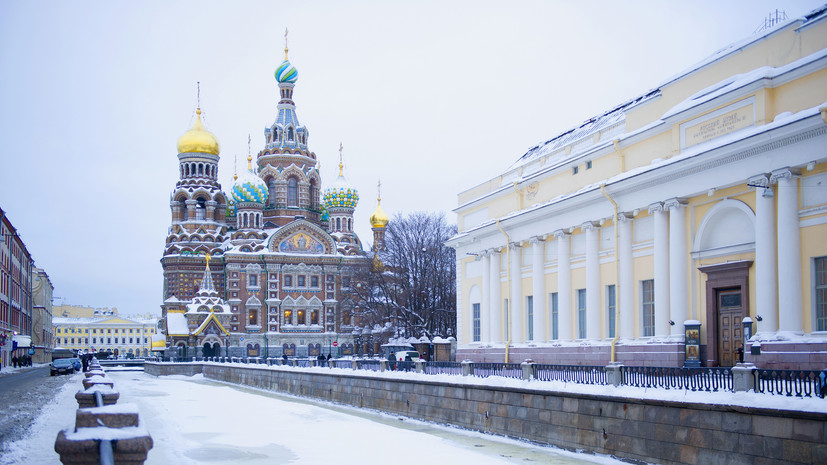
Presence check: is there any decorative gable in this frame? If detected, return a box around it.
[267,219,336,255]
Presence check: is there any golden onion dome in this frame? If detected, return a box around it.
[177,108,220,155]
[370,200,389,228]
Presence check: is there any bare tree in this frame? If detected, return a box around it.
[347,212,456,338]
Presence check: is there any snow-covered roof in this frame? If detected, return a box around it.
[166,312,189,336]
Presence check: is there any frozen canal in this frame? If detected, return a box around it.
[5,370,628,464]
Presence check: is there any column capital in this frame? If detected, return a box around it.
[528,236,545,245]
[664,198,687,210]
[748,173,771,188]
[581,221,598,232]
[618,212,634,222]
[648,202,665,214]
[508,242,522,250]
[770,167,800,184]
[553,229,570,239]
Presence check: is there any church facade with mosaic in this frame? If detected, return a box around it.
[159,43,388,358]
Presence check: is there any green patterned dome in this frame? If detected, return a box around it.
[275,60,298,84]
[323,174,359,209]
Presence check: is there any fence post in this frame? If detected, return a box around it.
[731,362,756,392]
[415,360,425,373]
[352,360,359,370]
[521,359,534,381]
[606,362,623,387]
[461,360,473,376]
[380,360,388,372]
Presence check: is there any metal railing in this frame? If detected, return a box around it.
[754,369,826,398]
[147,356,826,398]
[621,366,733,392]
[534,364,608,385]
[424,361,463,375]
[469,362,523,379]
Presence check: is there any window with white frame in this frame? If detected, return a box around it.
[815,256,827,331]
[577,289,586,339]
[472,303,481,342]
[526,295,534,341]
[549,292,558,340]
[606,285,616,338]
[642,279,655,336]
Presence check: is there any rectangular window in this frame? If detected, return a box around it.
[472,303,481,342]
[586,160,592,170]
[577,288,586,339]
[607,285,616,338]
[343,276,351,288]
[526,296,534,341]
[250,275,257,287]
[550,292,558,340]
[503,299,509,340]
[573,166,579,175]
[284,275,292,287]
[311,276,319,288]
[816,257,827,331]
[642,279,655,337]
[298,275,306,287]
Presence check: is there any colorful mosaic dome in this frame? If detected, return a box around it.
[275,60,298,84]
[232,167,268,204]
[320,204,330,222]
[323,175,359,209]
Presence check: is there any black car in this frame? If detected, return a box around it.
[50,358,76,376]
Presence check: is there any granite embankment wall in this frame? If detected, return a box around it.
[145,362,826,465]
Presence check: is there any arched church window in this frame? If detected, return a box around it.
[309,179,317,210]
[284,309,292,325]
[255,214,259,229]
[336,217,341,231]
[288,127,294,141]
[249,308,258,326]
[185,164,190,177]
[348,218,352,231]
[297,309,305,325]
[287,177,298,207]
[198,164,203,175]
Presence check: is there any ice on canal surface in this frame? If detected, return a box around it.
[4,370,628,464]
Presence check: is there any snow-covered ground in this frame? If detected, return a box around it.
[1,369,630,465]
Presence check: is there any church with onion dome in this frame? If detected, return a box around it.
[159,39,389,359]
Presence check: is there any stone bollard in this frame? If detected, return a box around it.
[731,362,756,392]
[328,359,335,368]
[55,403,153,465]
[291,359,298,367]
[461,360,473,376]
[82,375,114,390]
[84,369,106,379]
[380,360,388,372]
[521,359,535,381]
[415,360,425,374]
[351,360,359,370]
[76,385,120,408]
[605,362,624,387]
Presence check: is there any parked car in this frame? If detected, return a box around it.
[395,350,420,361]
[50,358,76,376]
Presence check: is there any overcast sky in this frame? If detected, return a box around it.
[1,0,823,317]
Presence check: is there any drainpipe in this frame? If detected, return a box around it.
[495,219,512,363]
[613,139,625,172]
[600,184,620,363]
[512,182,523,210]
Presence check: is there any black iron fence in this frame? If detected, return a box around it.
[621,366,733,392]
[754,368,826,398]
[534,364,608,385]
[149,356,827,398]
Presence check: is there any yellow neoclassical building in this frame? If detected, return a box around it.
[447,7,827,370]
[53,315,159,357]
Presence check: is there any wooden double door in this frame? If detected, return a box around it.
[699,261,751,368]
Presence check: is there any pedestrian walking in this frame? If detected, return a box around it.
[12,355,18,368]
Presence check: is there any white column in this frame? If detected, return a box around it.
[751,174,778,334]
[649,202,670,337]
[509,243,523,343]
[665,198,688,337]
[531,237,547,342]
[481,252,491,343]
[583,222,601,340]
[772,168,802,332]
[555,230,572,340]
[489,250,502,343]
[618,213,634,339]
